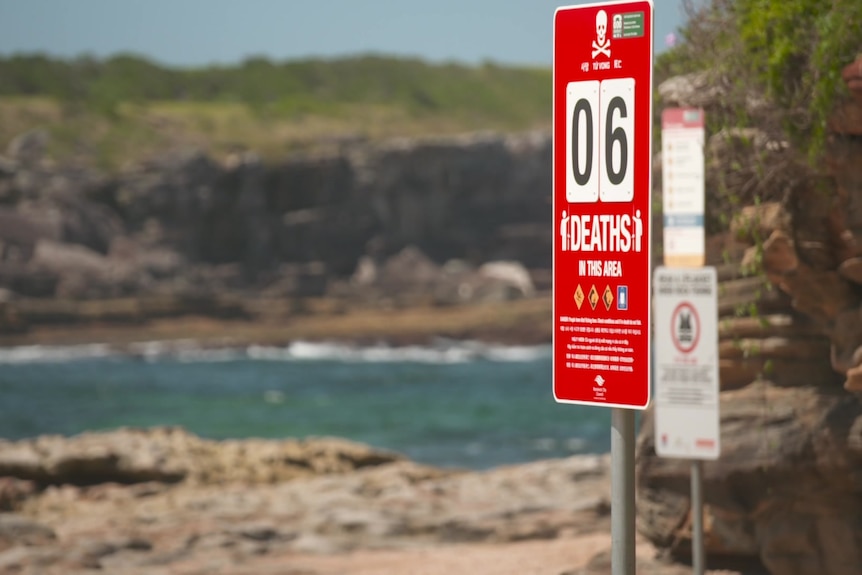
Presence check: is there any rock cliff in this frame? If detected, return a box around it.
[0,131,548,301]
[636,56,862,575]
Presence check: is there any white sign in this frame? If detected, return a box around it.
[653,266,720,459]
[662,108,705,267]
[565,78,635,204]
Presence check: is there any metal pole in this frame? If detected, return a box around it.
[611,407,636,575]
[691,460,705,575]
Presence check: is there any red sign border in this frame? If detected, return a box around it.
[552,0,654,410]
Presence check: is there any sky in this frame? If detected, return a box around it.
[0,1,689,68]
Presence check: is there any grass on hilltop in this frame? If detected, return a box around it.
[0,54,552,169]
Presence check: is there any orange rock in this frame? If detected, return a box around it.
[839,256,862,284]
[844,363,862,392]
[841,56,862,103]
[830,101,862,135]
[829,57,862,134]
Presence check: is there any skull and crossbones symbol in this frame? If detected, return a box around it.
[591,10,611,58]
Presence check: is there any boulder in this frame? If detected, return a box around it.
[377,245,441,294]
[0,208,54,261]
[0,427,403,487]
[730,203,790,245]
[829,56,862,134]
[6,130,49,167]
[109,236,183,279]
[261,262,329,298]
[659,72,768,117]
[433,260,537,305]
[0,262,58,298]
[31,240,143,299]
[0,478,37,511]
[658,72,722,109]
[0,515,56,552]
[352,251,539,307]
[477,261,535,298]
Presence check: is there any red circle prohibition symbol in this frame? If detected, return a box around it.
[670,301,700,354]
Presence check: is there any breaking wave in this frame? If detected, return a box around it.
[0,339,551,365]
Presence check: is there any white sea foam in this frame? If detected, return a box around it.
[126,340,244,363]
[0,339,550,365]
[247,340,550,364]
[173,348,245,363]
[482,344,551,362]
[0,344,115,364]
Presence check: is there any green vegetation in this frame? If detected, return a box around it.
[3,1,858,170]
[656,0,861,350]
[0,54,551,168]
[658,0,862,158]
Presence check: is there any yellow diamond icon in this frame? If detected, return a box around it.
[603,285,614,310]
[588,285,599,310]
[574,285,585,309]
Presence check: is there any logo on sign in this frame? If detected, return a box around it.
[594,375,606,387]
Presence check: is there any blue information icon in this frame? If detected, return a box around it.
[617,286,628,310]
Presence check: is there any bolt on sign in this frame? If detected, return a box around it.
[553,1,653,409]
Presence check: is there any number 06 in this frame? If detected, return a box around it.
[565,79,635,203]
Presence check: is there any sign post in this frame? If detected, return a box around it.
[553,3,653,574]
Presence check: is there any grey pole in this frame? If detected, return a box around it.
[691,460,705,575]
[611,407,636,575]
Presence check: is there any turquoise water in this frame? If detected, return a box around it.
[0,341,612,469]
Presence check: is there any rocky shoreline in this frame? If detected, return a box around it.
[0,427,749,575]
[0,296,553,353]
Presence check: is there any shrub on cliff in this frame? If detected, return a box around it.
[661,0,861,158]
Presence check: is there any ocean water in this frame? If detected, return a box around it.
[0,339,612,470]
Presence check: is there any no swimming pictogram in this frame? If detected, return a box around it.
[670,301,700,354]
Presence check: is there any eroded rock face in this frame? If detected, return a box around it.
[107,132,551,280]
[637,57,862,575]
[776,57,862,395]
[639,256,849,574]
[0,130,552,333]
[638,382,862,573]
